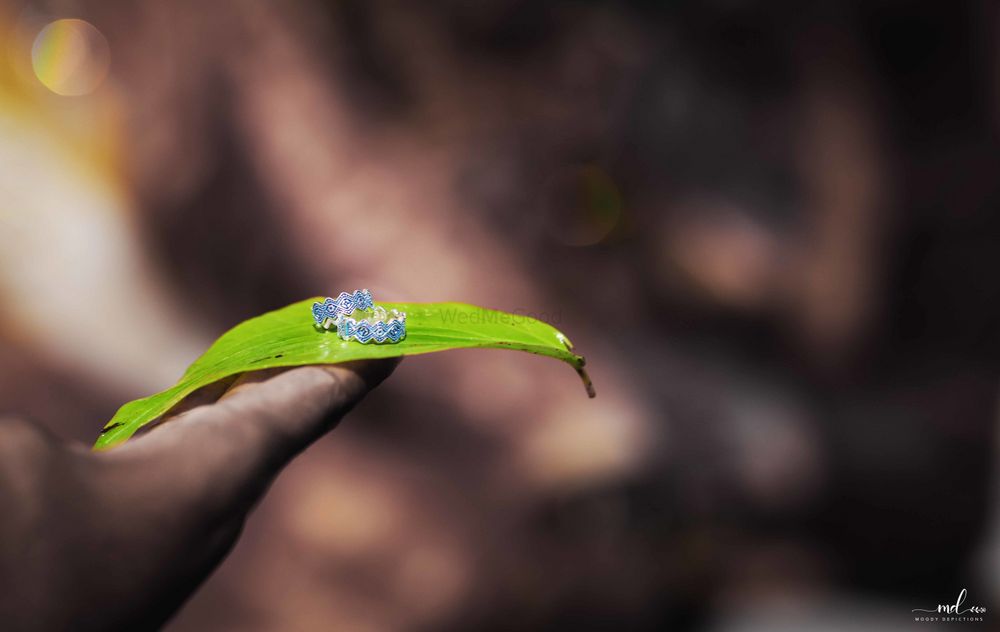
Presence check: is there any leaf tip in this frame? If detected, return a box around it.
[575,365,596,398]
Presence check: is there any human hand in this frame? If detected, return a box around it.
[0,360,398,631]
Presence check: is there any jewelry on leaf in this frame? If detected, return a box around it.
[312,289,374,329]
[336,306,407,344]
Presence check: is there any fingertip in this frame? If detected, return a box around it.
[215,358,400,446]
[321,357,401,391]
[220,358,399,402]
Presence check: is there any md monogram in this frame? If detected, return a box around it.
[913,589,986,623]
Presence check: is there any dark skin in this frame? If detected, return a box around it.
[0,359,398,631]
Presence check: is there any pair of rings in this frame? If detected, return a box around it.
[312,289,407,344]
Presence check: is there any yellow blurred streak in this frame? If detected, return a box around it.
[0,5,123,195]
[0,5,207,390]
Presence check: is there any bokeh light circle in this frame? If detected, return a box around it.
[543,165,623,247]
[31,19,110,96]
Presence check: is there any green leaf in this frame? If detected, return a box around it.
[94,299,592,449]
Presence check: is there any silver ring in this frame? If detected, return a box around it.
[337,306,406,344]
[312,289,374,329]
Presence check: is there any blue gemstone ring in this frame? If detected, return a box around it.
[312,289,374,329]
[337,306,407,344]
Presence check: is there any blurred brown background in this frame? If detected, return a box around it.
[1,0,999,630]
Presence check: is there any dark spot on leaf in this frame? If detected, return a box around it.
[274,354,284,358]
[100,422,124,435]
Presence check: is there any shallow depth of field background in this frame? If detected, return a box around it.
[1,1,999,630]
